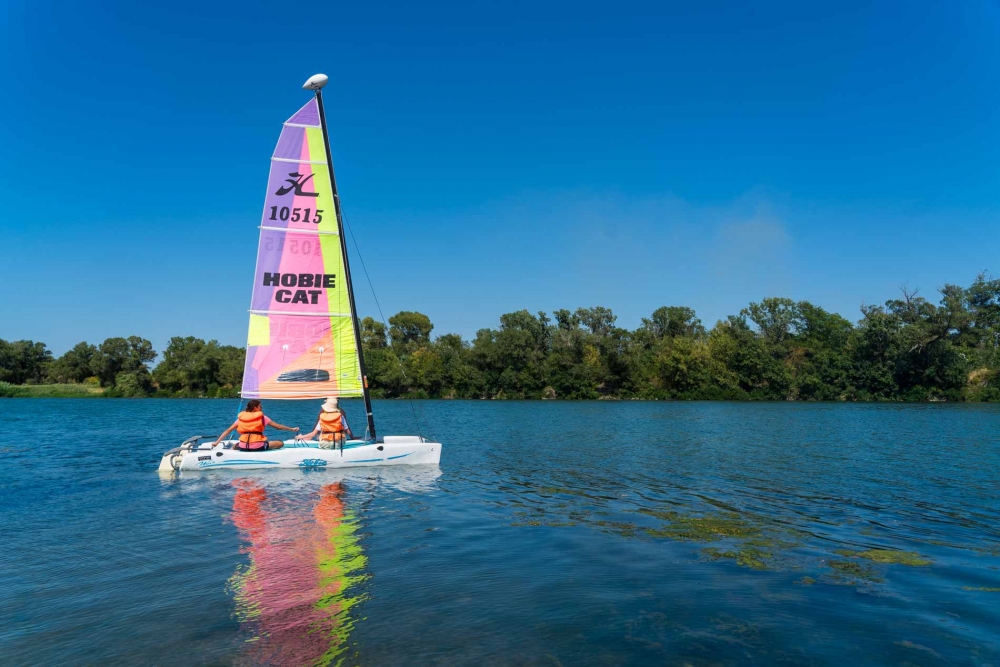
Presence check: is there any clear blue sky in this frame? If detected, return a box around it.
[2,1,999,356]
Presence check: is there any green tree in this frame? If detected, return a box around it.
[0,340,53,384]
[389,311,433,349]
[708,315,790,399]
[152,337,242,395]
[787,302,853,400]
[91,336,156,387]
[642,306,705,340]
[434,333,483,398]
[46,342,97,383]
[885,287,972,399]
[112,369,153,397]
[655,336,712,396]
[743,298,802,344]
[363,347,406,397]
[472,310,550,398]
[848,306,902,399]
[361,317,388,349]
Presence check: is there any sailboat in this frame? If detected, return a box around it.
[158,74,442,472]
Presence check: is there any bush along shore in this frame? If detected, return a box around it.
[3,274,1000,401]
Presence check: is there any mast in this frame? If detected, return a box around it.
[303,74,377,441]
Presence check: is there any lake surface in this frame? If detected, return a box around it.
[1,399,999,666]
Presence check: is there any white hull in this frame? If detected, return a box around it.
[159,436,441,472]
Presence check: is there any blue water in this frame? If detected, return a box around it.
[1,399,999,666]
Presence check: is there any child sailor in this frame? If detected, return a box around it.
[298,397,355,448]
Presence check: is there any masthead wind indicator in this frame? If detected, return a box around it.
[302,74,329,90]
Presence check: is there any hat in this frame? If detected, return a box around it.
[321,397,339,412]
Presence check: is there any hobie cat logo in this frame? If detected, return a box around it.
[276,172,319,197]
[299,459,329,468]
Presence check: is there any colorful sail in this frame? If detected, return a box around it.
[241,99,362,399]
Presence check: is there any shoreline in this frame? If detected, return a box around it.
[1,385,996,403]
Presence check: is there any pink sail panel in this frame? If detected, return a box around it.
[241,100,362,399]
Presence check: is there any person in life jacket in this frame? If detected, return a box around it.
[212,399,300,451]
[296,397,354,449]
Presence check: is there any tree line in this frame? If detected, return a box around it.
[3,273,1000,401]
[0,336,244,397]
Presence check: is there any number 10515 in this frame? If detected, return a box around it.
[268,206,323,224]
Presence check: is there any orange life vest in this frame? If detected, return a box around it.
[319,411,344,442]
[236,411,267,447]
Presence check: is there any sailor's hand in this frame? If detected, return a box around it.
[293,426,300,432]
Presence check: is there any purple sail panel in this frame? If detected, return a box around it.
[273,125,306,161]
[286,99,320,126]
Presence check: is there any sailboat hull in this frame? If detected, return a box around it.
[159,437,441,472]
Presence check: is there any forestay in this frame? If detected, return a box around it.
[241,100,363,399]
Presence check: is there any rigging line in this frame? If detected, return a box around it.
[342,211,427,440]
[232,398,245,443]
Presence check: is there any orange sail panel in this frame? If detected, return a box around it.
[241,100,362,399]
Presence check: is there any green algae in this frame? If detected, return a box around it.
[593,520,638,537]
[703,546,772,570]
[924,538,1000,555]
[643,511,761,541]
[797,576,816,586]
[858,549,931,566]
[828,559,883,583]
[962,586,1000,591]
[512,519,578,527]
[639,508,808,572]
[837,548,931,566]
[637,508,682,522]
[538,486,592,498]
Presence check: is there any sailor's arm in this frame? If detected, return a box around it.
[213,421,239,447]
[268,420,300,433]
[297,420,322,440]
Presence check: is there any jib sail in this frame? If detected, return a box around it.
[241,99,363,399]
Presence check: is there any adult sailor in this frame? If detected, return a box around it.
[213,399,299,451]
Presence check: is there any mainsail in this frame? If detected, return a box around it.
[241,100,363,399]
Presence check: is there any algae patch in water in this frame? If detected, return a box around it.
[594,520,638,538]
[637,508,682,522]
[513,519,578,527]
[828,559,883,583]
[703,546,772,571]
[640,508,805,571]
[962,586,1000,592]
[836,548,931,566]
[823,547,929,587]
[642,511,761,541]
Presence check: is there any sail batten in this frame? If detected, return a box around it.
[249,310,354,318]
[240,99,363,400]
[271,157,327,165]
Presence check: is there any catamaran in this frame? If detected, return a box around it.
[158,74,442,472]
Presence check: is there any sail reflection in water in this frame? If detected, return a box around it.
[227,479,368,666]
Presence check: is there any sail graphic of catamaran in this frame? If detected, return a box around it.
[158,74,441,472]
